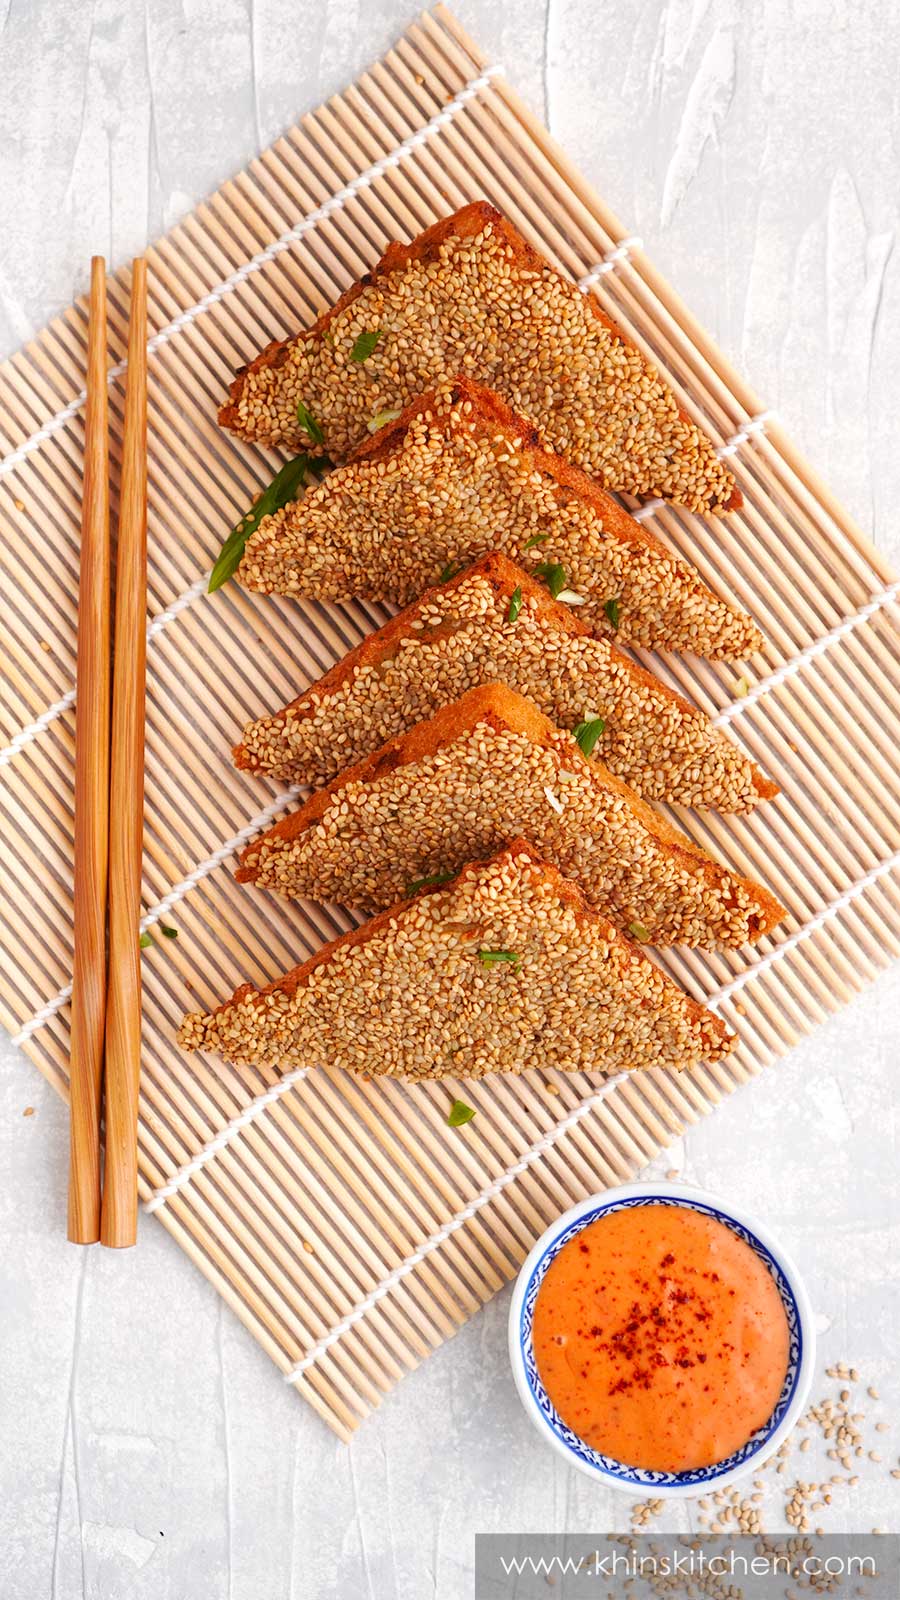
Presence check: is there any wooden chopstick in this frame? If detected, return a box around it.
[101,258,148,1249]
[67,257,111,1244]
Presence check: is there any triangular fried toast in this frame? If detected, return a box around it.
[237,683,784,948]
[180,840,734,1076]
[220,202,739,517]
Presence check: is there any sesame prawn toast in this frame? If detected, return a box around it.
[237,683,785,948]
[180,840,735,1077]
[220,202,740,517]
[237,379,760,659]
[234,553,777,811]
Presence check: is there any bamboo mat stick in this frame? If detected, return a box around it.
[67,257,111,1245]
[101,259,147,1249]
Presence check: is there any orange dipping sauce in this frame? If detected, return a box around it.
[532,1203,790,1472]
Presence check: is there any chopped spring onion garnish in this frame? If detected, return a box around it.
[604,596,621,628]
[734,676,750,698]
[533,560,567,600]
[295,399,325,446]
[139,932,153,949]
[573,716,606,757]
[543,785,564,814]
[208,454,326,593]
[405,871,454,896]
[557,589,586,605]
[476,949,521,969]
[507,585,523,623]
[524,532,549,550]
[350,328,382,362]
[438,560,464,583]
[447,1099,476,1127]
[160,924,179,939]
[629,921,651,942]
[367,406,402,433]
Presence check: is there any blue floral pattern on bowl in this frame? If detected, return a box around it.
[518,1193,803,1489]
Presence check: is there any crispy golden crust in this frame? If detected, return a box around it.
[179,838,735,1077]
[236,682,785,947]
[236,377,762,657]
[219,202,740,515]
[233,551,778,809]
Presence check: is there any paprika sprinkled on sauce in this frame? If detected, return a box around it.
[532,1204,790,1473]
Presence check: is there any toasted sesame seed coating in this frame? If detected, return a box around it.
[234,553,777,812]
[179,840,735,1076]
[221,203,738,516]
[237,380,759,658]
[237,684,784,948]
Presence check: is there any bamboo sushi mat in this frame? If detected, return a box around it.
[2,5,900,1441]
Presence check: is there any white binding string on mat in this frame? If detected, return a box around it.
[716,410,778,458]
[146,571,212,638]
[0,570,212,771]
[143,1065,310,1215]
[0,686,77,770]
[0,68,504,483]
[139,837,900,1253]
[577,237,644,291]
[8,782,301,1047]
[713,578,900,728]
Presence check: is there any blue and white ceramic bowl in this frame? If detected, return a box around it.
[508,1181,815,1497]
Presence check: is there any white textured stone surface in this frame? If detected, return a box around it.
[1,3,899,1595]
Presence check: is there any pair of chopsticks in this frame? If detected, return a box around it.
[68,256,148,1249]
